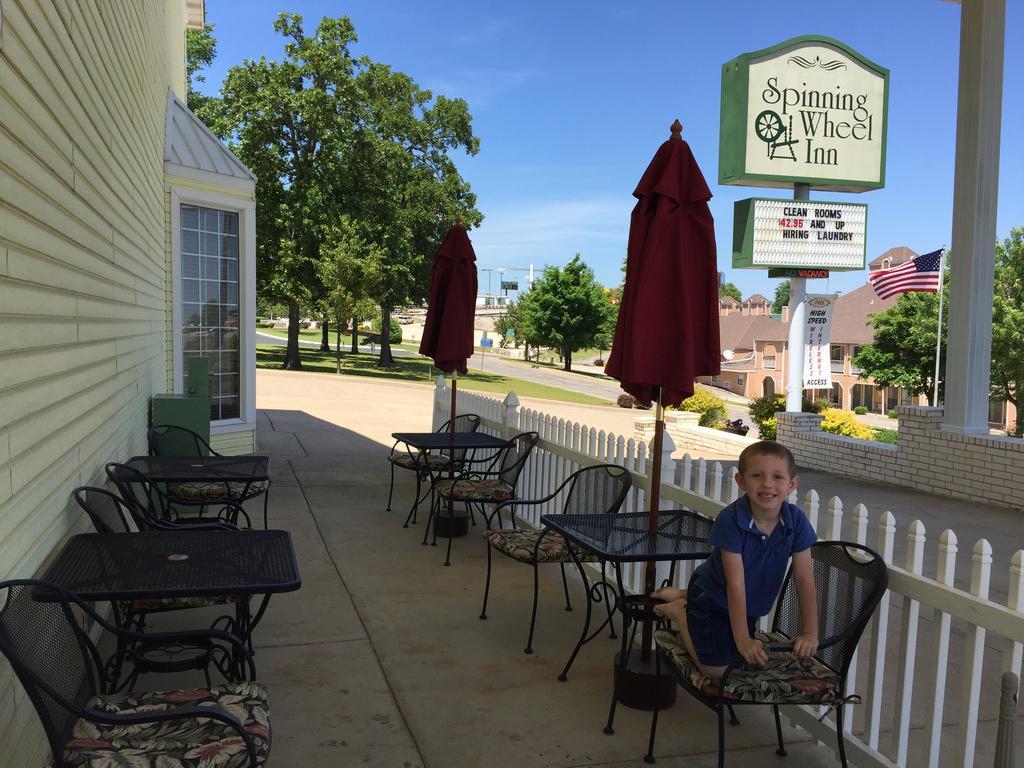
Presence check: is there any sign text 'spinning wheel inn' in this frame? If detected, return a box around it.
[720,36,888,192]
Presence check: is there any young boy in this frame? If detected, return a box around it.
[653,441,819,678]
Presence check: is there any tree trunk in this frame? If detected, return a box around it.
[335,311,343,373]
[377,307,395,367]
[319,318,331,351]
[282,300,303,370]
[563,350,572,372]
[350,316,359,354]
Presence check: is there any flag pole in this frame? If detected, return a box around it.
[932,248,946,408]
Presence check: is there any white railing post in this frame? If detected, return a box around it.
[926,529,958,768]
[501,391,520,440]
[851,503,869,545]
[823,493,839,539]
[696,458,707,499]
[1004,550,1024,685]
[433,375,448,430]
[894,519,926,765]
[864,510,896,749]
[711,462,724,503]
[957,538,993,767]
[727,465,740,503]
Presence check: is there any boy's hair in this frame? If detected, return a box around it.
[738,440,796,477]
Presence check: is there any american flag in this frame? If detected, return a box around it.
[868,249,944,300]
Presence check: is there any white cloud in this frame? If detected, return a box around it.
[426,68,536,106]
[453,19,512,46]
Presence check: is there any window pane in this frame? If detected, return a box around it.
[180,204,241,420]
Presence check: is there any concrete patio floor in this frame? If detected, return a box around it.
[215,371,843,767]
[131,369,1021,767]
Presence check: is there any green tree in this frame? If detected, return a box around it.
[771,280,790,314]
[495,295,541,361]
[852,272,950,397]
[719,281,742,303]
[218,14,479,370]
[523,255,608,371]
[992,228,1024,436]
[185,24,223,128]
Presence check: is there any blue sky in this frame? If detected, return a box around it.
[198,0,1022,301]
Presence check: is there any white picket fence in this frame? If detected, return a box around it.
[435,379,1024,768]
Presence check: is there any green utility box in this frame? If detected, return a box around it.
[150,357,212,448]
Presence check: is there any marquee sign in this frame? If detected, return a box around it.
[720,36,888,192]
[732,198,867,271]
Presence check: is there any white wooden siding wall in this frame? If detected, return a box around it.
[435,381,1024,768]
[0,2,184,763]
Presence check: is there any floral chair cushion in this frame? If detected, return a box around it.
[61,681,271,767]
[655,629,842,705]
[167,480,270,503]
[436,478,514,503]
[485,528,601,564]
[122,594,244,613]
[389,452,453,471]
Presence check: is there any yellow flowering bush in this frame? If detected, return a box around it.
[820,409,875,440]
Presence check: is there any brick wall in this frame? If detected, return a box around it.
[635,411,756,459]
[777,406,1024,510]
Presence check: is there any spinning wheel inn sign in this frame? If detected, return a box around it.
[719,36,888,192]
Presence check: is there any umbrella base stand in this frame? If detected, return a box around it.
[433,512,470,538]
[612,651,677,711]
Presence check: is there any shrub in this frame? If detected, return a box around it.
[853,406,868,415]
[748,392,833,440]
[680,391,727,428]
[371,317,403,345]
[873,428,898,444]
[820,409,875,440]
[748,393,786,440]
[258,320,276,328]
[593,358,605,367]
[616,393,651,410]
[888,409,899,420]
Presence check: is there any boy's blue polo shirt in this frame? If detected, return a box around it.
[689,495,816,617]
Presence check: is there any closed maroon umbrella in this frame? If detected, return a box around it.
[419,219,478,433]
[605,120,720,678]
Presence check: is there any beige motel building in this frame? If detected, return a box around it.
[701,247,1018,433]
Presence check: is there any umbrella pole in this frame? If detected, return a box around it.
[642,386,664,661]
[450,370,458,436]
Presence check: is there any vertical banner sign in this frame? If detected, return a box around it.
[802,294,836,389]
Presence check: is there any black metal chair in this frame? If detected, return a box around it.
[0,579,270,767]
[479,464,632,678]
[72,486,248,689]
[148,424,270,527]
[645,540,889,767]
[386,413,482,527]
[428,431,540,566]
[106,462,252,530]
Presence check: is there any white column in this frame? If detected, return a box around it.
[943,0,1005,434]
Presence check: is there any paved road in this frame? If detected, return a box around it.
[258,330,752,421]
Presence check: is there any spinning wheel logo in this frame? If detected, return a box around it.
[754,109,798,162]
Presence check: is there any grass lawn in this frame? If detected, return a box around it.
[257,344,611,405]
[257,327,419,351]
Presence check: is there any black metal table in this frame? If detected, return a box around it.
[391,431,509,562]
[116,455,272,528]
[539,511,712,731]
[41,530,300,681]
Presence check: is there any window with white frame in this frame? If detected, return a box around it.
[181,204,240,421]
[763,355,776,369]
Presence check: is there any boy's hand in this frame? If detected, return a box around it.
[793,633,818,659]
[737,636,767,666]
